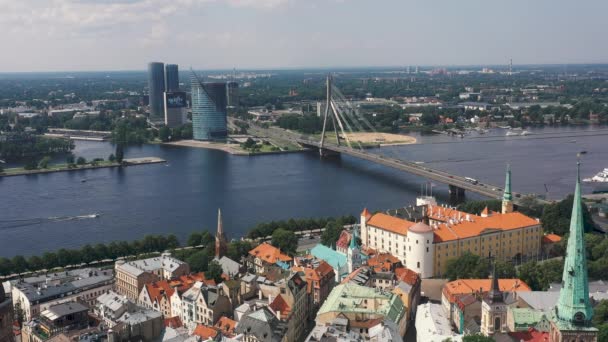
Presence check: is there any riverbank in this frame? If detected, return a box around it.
[0,157,166,177]
[163,139,305,156]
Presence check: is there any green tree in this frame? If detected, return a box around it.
[42,252,58,269]
[593,300,608,326]
[541,195,595,234]
[242,137,256,150]
[462,334,495,342]
[186,250,210,273]
[200,231,214,246]
[0,258,13,276]
[27,255,44,271]
[272,228,298,256]
[598,323,608,342]
[38,156,51,169]
[517,259,564,291]
[23,159,38,170]
[444,252,490,280]
[76,156,86,165]
[159,126,171,142]
[187,232,202,247]
[11,255,28,274]
[206,261,224,283]
[108,154,116,162]
[66,154,75,165]
[321,221,343,247]
[457,200,502,215]
[0,164,4,173]
[166,234,180,249]
[227,240,254,262]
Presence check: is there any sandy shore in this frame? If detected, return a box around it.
[163,140,249,155]
[345,132,417,146]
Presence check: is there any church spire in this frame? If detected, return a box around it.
[349,226,358,250]
[502,164,514,214]
[215,208,227,258]
[487,261,503,303]
[554,160,593,326]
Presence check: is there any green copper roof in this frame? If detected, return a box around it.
[553,162,594,329]
[503,164,512,201]
[349,227,358,250]
[317,283,405,324]
[311,244,347,270]
[511,308,544,328]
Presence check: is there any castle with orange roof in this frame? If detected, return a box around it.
[360,166,544,277]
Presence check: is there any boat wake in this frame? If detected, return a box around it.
[0,213,100,229]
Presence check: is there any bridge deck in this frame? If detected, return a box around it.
[296,138,548,206]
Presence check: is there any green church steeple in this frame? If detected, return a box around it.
[503,164,512,202]
[349,226,358,250]
[554,160,593,327]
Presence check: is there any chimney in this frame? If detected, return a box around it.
[276,310,281,320]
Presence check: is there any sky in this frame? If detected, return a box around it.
[1,0,607,72]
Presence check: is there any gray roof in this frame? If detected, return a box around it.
[13,269,113,303]
[41,302,89,321]
[118,309,162,325]
[518,291,559,312]
[214,256,242,276]
[118,255,187,277]
[97,291,130,313]
[235,306,287,342]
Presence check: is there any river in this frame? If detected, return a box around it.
[1,126,607,257]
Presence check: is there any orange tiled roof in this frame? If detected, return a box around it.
[163,316,183,328]
[394,267,420,286]
[432,211,540,242]
[542,233,561,243]
[341,267,366,285]
[509,328,550,342]
[361,208,372,220]
[293,261,335,293]
[145,280,175,305]
[427,205,481,223]
[193,324,218,339]
[269,294,291,318]
[249,242,293,265]
[367,213,416,235]
[367,253,401,272]
[443,278,531,303]
[214,316,237,337]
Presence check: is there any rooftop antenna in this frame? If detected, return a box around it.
[509,58,513,76]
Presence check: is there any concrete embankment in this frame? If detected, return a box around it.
[0,157,166,178]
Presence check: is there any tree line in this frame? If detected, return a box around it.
[0,133,74,162]
[246,215,357,239]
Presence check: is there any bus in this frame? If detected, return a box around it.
[464,177,478,185]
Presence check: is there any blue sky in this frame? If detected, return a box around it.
[1,0,607,72]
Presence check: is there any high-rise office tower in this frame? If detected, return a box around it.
[227,81,239,109]
[191,74,227,140]
[148,62,165,119]
[165,64,179,92]
[164,91,187,128]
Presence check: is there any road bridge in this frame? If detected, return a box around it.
[252,75,549,206]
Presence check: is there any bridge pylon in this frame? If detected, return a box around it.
[319,74,341,157]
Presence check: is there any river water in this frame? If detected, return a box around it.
[1,126,606,257]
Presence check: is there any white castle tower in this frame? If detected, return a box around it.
[405,221,435,278]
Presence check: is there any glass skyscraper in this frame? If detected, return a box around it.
[165,64,179,92]
[191,75,227,140]
[148,62,165,119]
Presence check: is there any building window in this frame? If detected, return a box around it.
[417,262,420,268]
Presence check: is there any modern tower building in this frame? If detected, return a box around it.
[163,91,187,128]
[227,81,239,109]
[148,62,165,119]
[165,64,179,92]
[191,74,227,140]
[549,161,597,342]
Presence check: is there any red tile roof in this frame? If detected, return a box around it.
[144,280,174,305]
[394,267,420,286]
[192,324,219,339]
[509,328,550,342]
[214,316,237,337]
[269,294,291,319]
[292,261,335,293]
[443,278,531,303]
[336,230,352,249]
[367,253,401,272]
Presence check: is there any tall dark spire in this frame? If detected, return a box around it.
[215,208,227,258]
[487,261,503,303]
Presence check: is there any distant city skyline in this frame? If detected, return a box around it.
[1,0,607,72]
